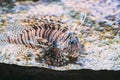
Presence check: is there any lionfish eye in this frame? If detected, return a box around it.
[69,36,79,44]
[69,40,76,44]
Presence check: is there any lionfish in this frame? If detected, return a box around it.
[0,15,82,66]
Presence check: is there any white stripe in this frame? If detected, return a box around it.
[41,28,45,37]
[50,29,58,42]
[44,28,50,39]
[18,35,22,44]
[36,26,40,37]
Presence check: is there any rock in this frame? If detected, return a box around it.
[27,52,33,57]
[104,15,115,21]
[84,18,95,27]
[41,0,61,2]
[32,0,39,2]
[115,19,120,25]
[4,0,16,3]
[68,10,80,19]
[0,9,3,14]
[117,4,120,8]
[94,27,104,32]
[98,21,107,27]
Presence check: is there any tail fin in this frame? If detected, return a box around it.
[0,33,8,47]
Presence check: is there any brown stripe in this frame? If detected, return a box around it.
[32,25,38,36]
[42,29,45,38]
[20,34,26,45]
[63,34,70,43]
[7,36,10,43]
[17,37,21,44]
[26,30,33,48]
[50,30,57,42]
[23,31,27,46]
[26,30,30,40]
[24,30,28,47]
[44,28,49,39]
[14,37,17,44]
[46,28,51,40]
[48,29,53,42]
[38,26,42,37]
[51,30,59,42]
[29,29,34,41]
[58,33,64,41]
[55,31,63,41]
[43,24,49,38]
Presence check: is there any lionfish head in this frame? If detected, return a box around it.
[67,32,81,58]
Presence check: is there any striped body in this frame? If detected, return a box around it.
[2,15,81,66]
